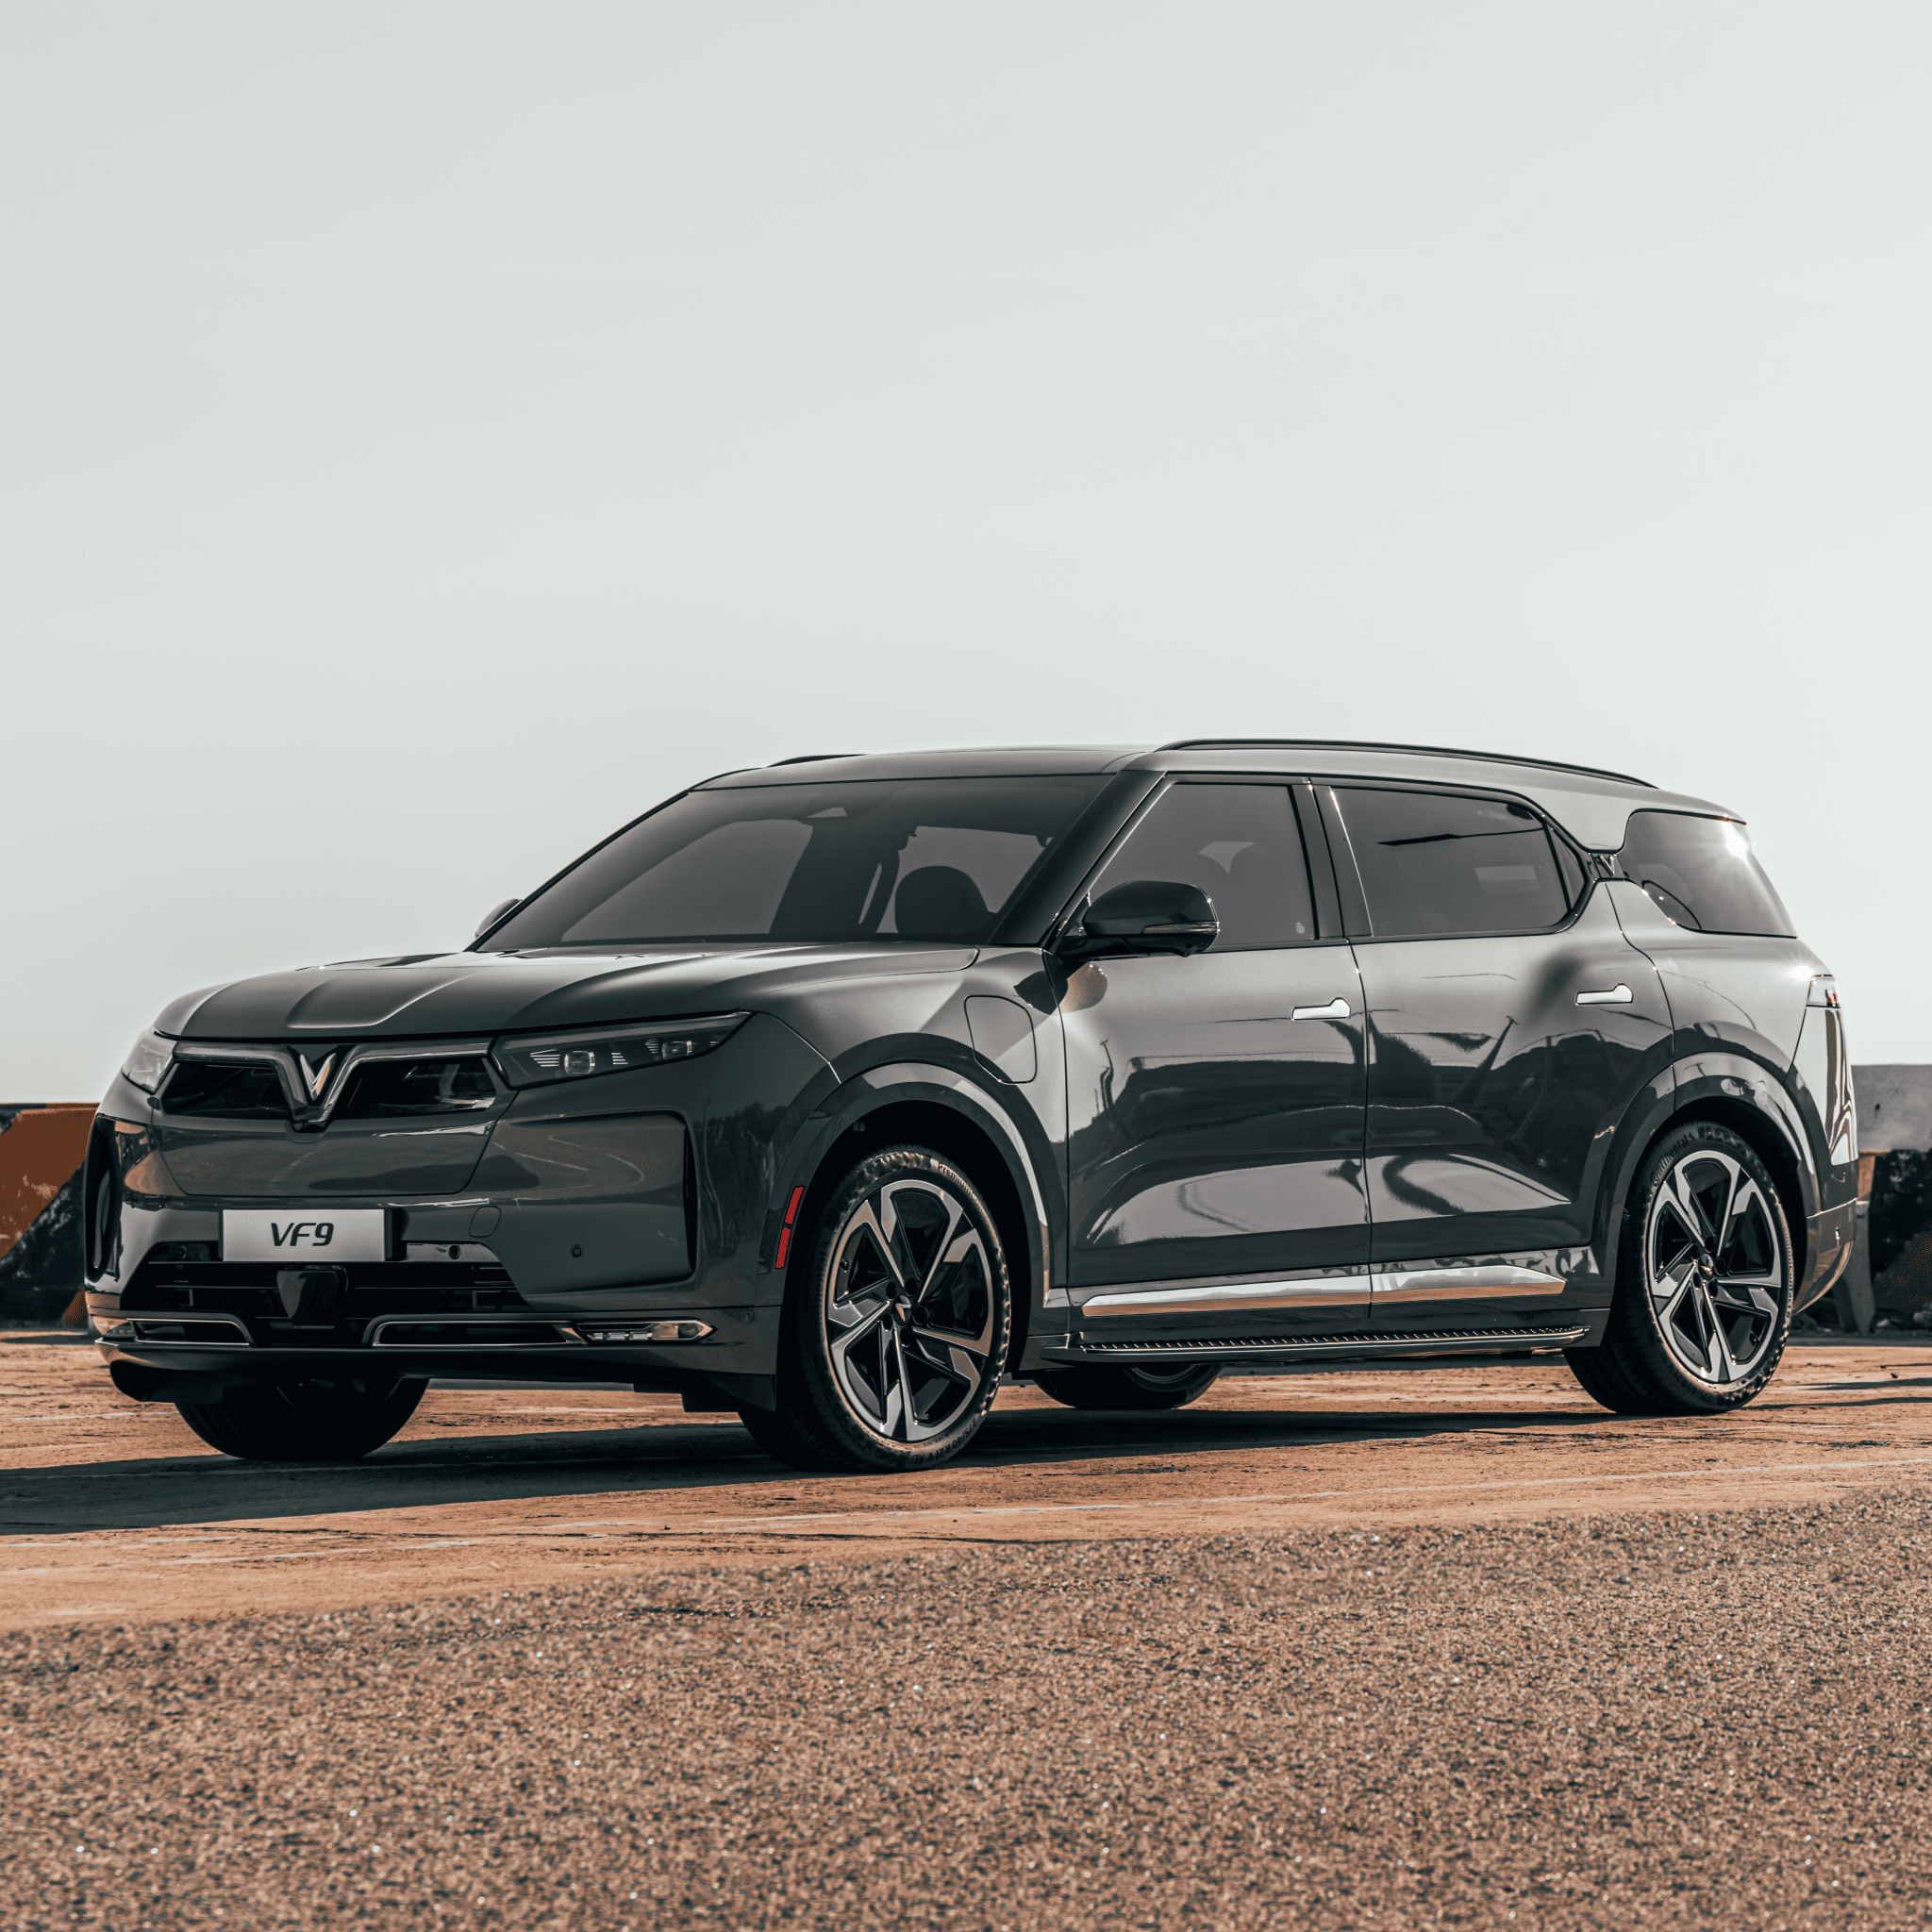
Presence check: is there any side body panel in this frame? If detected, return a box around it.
[1058,947,1371,1334]
[1352,889,1674,1324]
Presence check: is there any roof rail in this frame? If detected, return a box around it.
[769,753,862,766]
[1155,739,1654,789]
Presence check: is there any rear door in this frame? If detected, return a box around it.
[1063,778,1371,1345]
[1323,783,1674,1331]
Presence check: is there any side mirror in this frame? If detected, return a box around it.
[1061,880,1219,958]
[475,896,523,940]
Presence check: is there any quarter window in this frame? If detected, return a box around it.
[1335,788,1575,938]
[1088,783,1318,949]
[1616,811,1793,936]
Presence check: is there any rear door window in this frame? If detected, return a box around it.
[1089,782,1319,948]
[1334,788,1576,938]
[1615,811,1793,935]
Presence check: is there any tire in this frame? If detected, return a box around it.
[176,1376,426,1461]
[1566,1120,1794,1416]
[756,1144,1012,1474]
[1033,1363,1222,1410]
[736,1401,845,1472]
[1562,1341,1654,1414]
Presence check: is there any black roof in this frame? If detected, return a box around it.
[699,741,1736,849]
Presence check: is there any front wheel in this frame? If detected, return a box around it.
[1567,1121,1794,1415]
[176,1376,426,1461]
[1033,1363,1222,1410]
[750,1145,1012,1474]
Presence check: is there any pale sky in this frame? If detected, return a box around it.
[5,2,1927,1097]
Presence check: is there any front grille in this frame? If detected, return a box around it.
[156,1047,503,1123]
[371,1322,571,1348]
[161,1062,289,1119]
[331,1058,498,1119]
[126,1259,528,1317]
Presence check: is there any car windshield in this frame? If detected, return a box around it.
[481,775,1110,948]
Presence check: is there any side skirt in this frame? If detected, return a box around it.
[1041,1305,1610,1369]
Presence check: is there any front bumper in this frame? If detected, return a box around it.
[83,1011,843,1407]
[91,1297,781,1410]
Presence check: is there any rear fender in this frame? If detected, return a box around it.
[1596,1053,1824,1306]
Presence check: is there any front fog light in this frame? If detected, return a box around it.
[492,1014,749,1089]
[575,1320,715,1343]
[119,1031,175,1092]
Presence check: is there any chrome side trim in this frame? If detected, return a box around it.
[363,1315,587,1349]
[1081,1278,1369,1317]
[1370,1264,1564,1304]
[1080,1262,1566,1317]
[96,1312,253,1347]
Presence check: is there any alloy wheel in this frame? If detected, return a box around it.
[1643,1147,1786,1385]
[823,1176,998,1443]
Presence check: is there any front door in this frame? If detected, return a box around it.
[1063,778,1370,1344]
[1324,783,1674,1331]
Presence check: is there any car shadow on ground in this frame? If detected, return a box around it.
[2,1399,1656,1535]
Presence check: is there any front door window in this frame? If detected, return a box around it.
[1063,781,1369,1332]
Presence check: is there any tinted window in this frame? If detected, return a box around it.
[1336,788,1574,938]
[1617,811,1793,936]
[1090,783,1317,948]
[483,776,1108,948]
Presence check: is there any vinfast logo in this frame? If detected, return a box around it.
[271,1221,336,1248]
[295,1052,339,1103]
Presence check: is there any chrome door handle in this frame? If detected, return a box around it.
[1575,984,1634,1006]
[1291,997,1352,1022]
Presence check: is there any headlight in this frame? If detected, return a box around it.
[491,1013,750,1089]
[120,1030,175,1092]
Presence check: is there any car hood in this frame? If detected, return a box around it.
[157,944,980,1041]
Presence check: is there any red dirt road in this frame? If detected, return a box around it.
[5,1334,1931,1627]
[8,1335,1932,1929]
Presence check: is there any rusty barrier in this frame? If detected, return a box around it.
[0,1105,95,1324]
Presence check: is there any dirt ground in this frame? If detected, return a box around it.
[7,1334,1932,1927]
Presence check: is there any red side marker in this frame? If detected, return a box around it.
[774,1185,805,1269]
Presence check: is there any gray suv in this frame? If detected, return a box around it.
[86,740,1857,1471]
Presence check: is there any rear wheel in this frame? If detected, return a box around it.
[176,1376,426,1461]
[1033,1362,1222,1410]
[749,1145,1012,1473]
[1566,1121,1793,1415]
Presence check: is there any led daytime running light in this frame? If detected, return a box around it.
[492,1013,749,1089]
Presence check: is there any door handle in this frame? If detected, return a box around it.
[1575,984,1634,1006]
[1291,997,1352,1021]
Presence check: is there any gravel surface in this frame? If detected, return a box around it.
[9,1491,1932,1929]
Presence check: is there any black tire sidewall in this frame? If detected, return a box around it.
[781,1144,1012,1472]
[1612,1121,1795,1412]
[1032,1363,1221,1410]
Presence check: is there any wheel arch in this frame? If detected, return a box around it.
[1598,1056,1820,1304]
[772,1064,1052,1371]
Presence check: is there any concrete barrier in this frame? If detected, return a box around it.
[0,1105,95,1324]
[1854,1067,1932,1334]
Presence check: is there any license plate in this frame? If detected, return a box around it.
[222,1208,389,1263]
